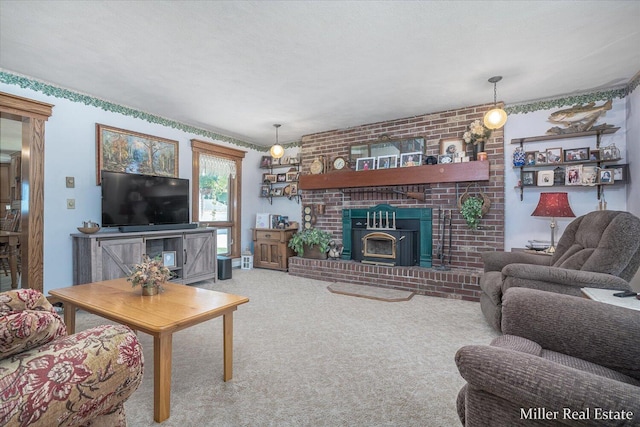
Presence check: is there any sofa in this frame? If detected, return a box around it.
[479,210,640,330]
[456,287,640,426]
[0,289,144,426]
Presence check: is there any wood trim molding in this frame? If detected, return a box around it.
[0,92,53,120]
[191,139,246,159]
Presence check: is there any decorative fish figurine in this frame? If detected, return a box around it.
[547,99,612,134]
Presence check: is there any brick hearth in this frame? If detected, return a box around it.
[288,257,482,302]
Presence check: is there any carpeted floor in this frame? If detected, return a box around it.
[74,269,498,426]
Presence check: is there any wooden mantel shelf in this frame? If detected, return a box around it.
[299,161,490,190]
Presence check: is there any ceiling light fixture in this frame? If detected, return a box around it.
[483,76,508,130]
[269,124,284,159]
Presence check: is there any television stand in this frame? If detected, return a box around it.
[118,223,198,233]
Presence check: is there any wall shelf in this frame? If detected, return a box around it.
[299,161,490,191]
[510,127,619,144]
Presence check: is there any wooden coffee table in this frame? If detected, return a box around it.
[49,278,249,423]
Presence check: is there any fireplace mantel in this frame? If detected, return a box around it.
[299,161,489,190]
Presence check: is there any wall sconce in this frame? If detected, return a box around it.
[483,76,508,130]
[269,124,284,159]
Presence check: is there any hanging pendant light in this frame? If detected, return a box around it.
[483,76,508,130]
[269,124,284,159]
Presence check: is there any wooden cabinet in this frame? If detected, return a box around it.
[252,228,296,271]
[72,228,217,285]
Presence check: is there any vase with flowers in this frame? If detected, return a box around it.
[128,255,172,295]
[463,119,492,160]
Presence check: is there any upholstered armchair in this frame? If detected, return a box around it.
[479,210,640,330]
[456,287,640,426]
[0,289,143,426]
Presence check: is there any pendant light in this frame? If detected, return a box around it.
[483,76,508,130]
[269,124,284,159]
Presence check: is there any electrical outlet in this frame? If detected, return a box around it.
[67,199,75,209]
[66,176,75,188]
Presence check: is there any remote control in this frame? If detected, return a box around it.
[613,290,637,298]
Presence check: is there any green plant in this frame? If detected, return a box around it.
[288,228,332,256]
[460,196,484,229]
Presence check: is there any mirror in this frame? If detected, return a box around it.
[350,137,425,167]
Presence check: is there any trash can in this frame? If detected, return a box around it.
[217,256,232,280]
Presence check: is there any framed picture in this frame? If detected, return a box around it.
[356,157,375,171]
[605,164,628,183]
[260,156,272,168]
[600,145,620,160]
[271,156,281,166]
[546,148,562,164]
[263,174,277,183]
[96,124,178,184]
[589,149,600,161]
[286,171,298,182]
[553,166,565,185]
[260,185,270,197]
[535,151,547,164]
[599,169,614,184]
[581,166,598,186]
[565,165,583,185]
[377,155,397,169]
[289,155,300,165]
[400,152,422,167]
[277,173,287,182]
[273,188,283,196]
[439,138,463,156]
[525,151,537,166]
[537,170,554,186]
[521,171,536,186]
[162,251,176,268]
[564,147,590,162]
[290,183,298,195]
[438,154,453,164]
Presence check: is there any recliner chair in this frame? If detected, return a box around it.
[479,210,640,331]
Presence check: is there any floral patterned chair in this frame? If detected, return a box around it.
[0,288,144,426]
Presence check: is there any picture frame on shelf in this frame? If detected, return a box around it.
[553,167,565,185]
[96,124,178,185]
[522,171,536,186]
[260,156,272,168]
[437,154,453,164]
[439,138,464,156]
[535,151,547,164]
[600,145,620,160]
[356,157,375,171]
[271,156,281,166]
[376,155,397,169]
[546,148,562,164]
[565,164,583,185]
[286,171,298,182]
[525,151,537,166]
[581,166,598,186]
[605,164,628,183]
[277,173,287,182]
[289,156,300,165]
[273,188,283,196]
[400,152,422,167]
[589,149,600,161]
[282,185,292,197]
[290,183,298,195]
[537,170,554,186]
[260,185,270,197]
[263,174,277,184]
[162,251,176,268]
[564,147,590,162]
[599,169,614,184]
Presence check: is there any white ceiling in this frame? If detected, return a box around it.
[1,1,639,148]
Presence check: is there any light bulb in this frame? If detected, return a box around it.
[484,108,508,130]
[270,144,284,159]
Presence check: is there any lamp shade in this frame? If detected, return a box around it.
[531,192,576,218]
[483,107,508,130]
[270,144,284,159]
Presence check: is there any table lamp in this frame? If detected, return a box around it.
[531,192,575,254]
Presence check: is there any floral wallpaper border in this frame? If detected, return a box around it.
[2,69,639,145]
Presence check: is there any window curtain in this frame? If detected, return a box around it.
[200,154,236,178]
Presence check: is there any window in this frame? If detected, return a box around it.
[191,140,245,258]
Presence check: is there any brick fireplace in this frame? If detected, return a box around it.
[289,103,505,302]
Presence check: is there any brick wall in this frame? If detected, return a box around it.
[290,103,505,301]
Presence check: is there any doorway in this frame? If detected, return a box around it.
[0,92,53,293]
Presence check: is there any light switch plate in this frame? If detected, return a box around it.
[66,176,75,188]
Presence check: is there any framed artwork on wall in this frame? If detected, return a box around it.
[96,124,178,185]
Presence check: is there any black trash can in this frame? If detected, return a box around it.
[217,256,232,280]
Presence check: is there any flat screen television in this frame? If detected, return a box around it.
[101,170,190,229]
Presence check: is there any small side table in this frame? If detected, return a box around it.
[581,287,640,311]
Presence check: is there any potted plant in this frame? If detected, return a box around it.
[127,255,173,295]
[460,196,484,230]
[288,228,332,259]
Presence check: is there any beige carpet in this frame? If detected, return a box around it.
[74,269,498,426]
[328,282,414,301]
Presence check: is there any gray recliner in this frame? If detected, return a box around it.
[479,210,640,331]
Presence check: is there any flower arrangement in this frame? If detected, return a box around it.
[127,255,172,292]
[462,119,492,146]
